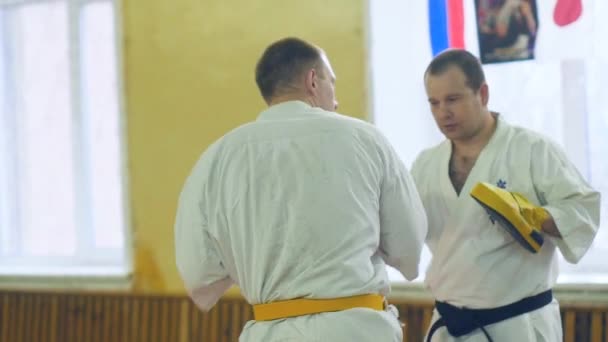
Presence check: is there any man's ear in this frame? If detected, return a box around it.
[304,68,317,93]
[479,83,489,106]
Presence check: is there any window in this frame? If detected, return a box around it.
[0,0,128,278]
[369,0,608,284]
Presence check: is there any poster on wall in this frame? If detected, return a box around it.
[475,0,539,64]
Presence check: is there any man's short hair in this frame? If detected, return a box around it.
[425,49,486,91]
[255,37,322,102]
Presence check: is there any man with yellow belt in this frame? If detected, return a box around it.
[174,37,428,341]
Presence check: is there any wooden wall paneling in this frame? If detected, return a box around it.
[0,291,607,341]
[590,309,604,342]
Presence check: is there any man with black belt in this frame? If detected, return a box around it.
[174,37,428,341]
[411,49,601,341]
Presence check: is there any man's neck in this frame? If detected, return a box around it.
[268,93,313,108]
[452,111,497,157]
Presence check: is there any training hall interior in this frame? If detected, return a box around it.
[1,0,607,341]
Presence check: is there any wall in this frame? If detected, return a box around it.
[2,291,606,342]
[122,0,368,292]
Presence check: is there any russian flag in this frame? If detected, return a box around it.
[428,0,593,61]
[429,0,465,56]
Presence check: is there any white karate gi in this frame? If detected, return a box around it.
[175,101,428,342]
[411,115,601,341]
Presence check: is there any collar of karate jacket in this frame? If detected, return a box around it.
[256,100,334,121]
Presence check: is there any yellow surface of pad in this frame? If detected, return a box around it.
[470,182,544,253]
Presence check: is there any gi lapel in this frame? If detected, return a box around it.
[436,117,508,242]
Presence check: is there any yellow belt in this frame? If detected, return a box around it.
[253,294,385,321]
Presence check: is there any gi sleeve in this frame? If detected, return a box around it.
[531,138,601,264]
[378,139,428,280]
[175,154,234,312]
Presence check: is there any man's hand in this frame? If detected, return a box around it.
[541,215,562,238]
[510,192,561,237]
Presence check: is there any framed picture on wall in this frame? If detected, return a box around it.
[475,0,539,64]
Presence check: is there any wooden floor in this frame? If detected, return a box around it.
[0,290,606,341]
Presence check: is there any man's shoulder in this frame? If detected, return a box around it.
[502,120,559,150]
[328,111,376,130]
[193,121,258,164]
[211,120,264,148]
[412,140,447,172]
[215,109,387,150]
[320,111,395,145]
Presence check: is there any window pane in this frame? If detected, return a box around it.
[80,1,125,251]
[6,1,77,257]
[0,0,127,276]
[558,59,608,282]
[0,8,12,256]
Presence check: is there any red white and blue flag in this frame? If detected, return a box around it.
[428,0,591,61]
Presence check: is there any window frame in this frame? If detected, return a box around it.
[0,0,132,289]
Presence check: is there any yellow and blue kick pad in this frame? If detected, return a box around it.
[470,182,546,253]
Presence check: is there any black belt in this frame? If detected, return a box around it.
[426,290,553,342]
